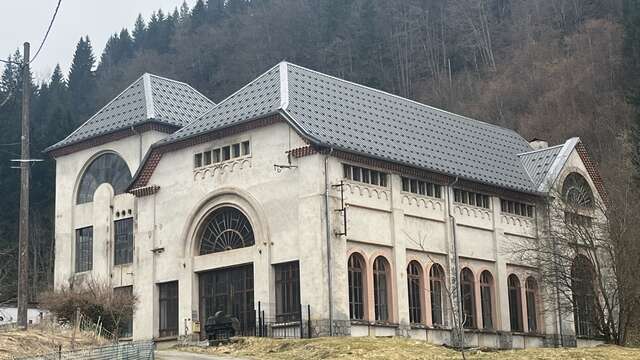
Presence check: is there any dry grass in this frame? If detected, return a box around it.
[0,325,109,359]
[180,336,640,360]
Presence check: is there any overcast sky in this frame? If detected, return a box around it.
[0,0,194,82]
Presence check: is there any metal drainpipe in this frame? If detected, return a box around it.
[447,177,463,340]
[547,198,564,346]
[324,148,334,336]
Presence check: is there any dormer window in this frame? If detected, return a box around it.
[194,140,251,169]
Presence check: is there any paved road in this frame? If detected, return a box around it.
[155,350,248,360]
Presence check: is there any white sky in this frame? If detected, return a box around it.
[0,0,194,83]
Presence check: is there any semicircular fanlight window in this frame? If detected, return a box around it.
[77,153,132,204]
[199,207,255,255]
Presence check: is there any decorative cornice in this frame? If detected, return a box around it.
[47,122,179,158]
[575,142,608,204]
[129,185,160,197]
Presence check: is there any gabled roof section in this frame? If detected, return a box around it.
[160,62,537,193]
[45,73,214,153]
[519,137,579,193]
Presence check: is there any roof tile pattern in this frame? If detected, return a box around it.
[46,74,214,152]
[285,64,535,192]
[166,63,538,192]
[518,145,564,189]
[163,66,281,142]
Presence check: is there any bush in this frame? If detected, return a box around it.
[40,278,137,338]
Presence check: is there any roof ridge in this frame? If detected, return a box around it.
[517,143,564,156]
[537,137,580,192]
[283,62,529,141]
[146,73,216,106]
[143,74,156,120]
[56,75,146,144]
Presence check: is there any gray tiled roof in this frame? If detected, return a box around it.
[163,62,545,193]
[46,74,214,152]
[518,145,564,190]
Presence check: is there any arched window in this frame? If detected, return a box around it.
[373,256,391,322]
[508,274,523,332]
[198,207,254,255]
[562,173,593,208]
[407,261,423,324]
[348,253,366,320]
[572,256,598,337]
[460,268,476,329]
[525,277,538,333]
[429,263,445,326]
[480,271,494,329]
[77,153,132,204]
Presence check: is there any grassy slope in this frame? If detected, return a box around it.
[181,337,640,360]
[0,327,109,359]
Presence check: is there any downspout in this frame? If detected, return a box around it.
[547,198,565,346]
[447,177,463,343]
[324,148,334,336]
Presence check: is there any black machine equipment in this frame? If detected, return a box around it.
[204,311,241,345]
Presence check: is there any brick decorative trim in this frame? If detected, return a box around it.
[129,185,161,197]
[129,114,284,189]
[575,142,608,204]
[288,146,318,158]
[48,122,179,158]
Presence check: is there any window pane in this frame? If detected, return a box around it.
[75,227,93,273]
[194,153,203,168]
[242,141,250,155]
[114,218,134,265]
[232,143,241,158]
[275,261,301,322]
[158,281,178,338]
[203,151,212,166]
[222,146,231,161]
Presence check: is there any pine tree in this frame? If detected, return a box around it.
[132,14,147,50]
[68,36,96,123]
[191,0,207,29]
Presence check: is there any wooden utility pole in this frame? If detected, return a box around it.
[17,42,30,329]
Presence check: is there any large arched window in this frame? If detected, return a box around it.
[460,268,476,329]
[562,173,593,208]
[480,271,494,330]
[572,256,598,337]
[525,277,538,333]
[77,153,132,204]
[198,207,255,255]
[348,253,366,320]
[508,274,523,332]
[407,261,423,324]
[373,256,391,322]
[429,263,445,326]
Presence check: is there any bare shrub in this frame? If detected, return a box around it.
[39,278,136,339]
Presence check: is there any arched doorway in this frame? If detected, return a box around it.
[197,206,256,336]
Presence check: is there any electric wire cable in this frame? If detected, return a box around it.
[29,0,63,65]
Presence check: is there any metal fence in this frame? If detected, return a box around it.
[254,302,312,339]
[13,341,155,360]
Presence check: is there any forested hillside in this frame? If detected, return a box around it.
[0,0,639,308]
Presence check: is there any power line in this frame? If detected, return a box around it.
[29,0,62,65]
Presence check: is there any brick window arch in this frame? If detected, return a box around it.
[373,256,391,322]
[348,253,366,320]
[407,261,423,324]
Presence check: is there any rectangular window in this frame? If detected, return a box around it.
[500,199,534,218]
[453,189,491,209]
[274,261,301,323]
[232,143,241,158]
[114,286,133,338]
[158,281,179,338]
[212,149,221,163]
[343,164,388,187]
[222,146,231,161]
[75,227,93,273]
[114,218,134,265]
[242,141,250,155]
[194,153,203,168]
[401,177,443,198]
[203,151,212,166]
